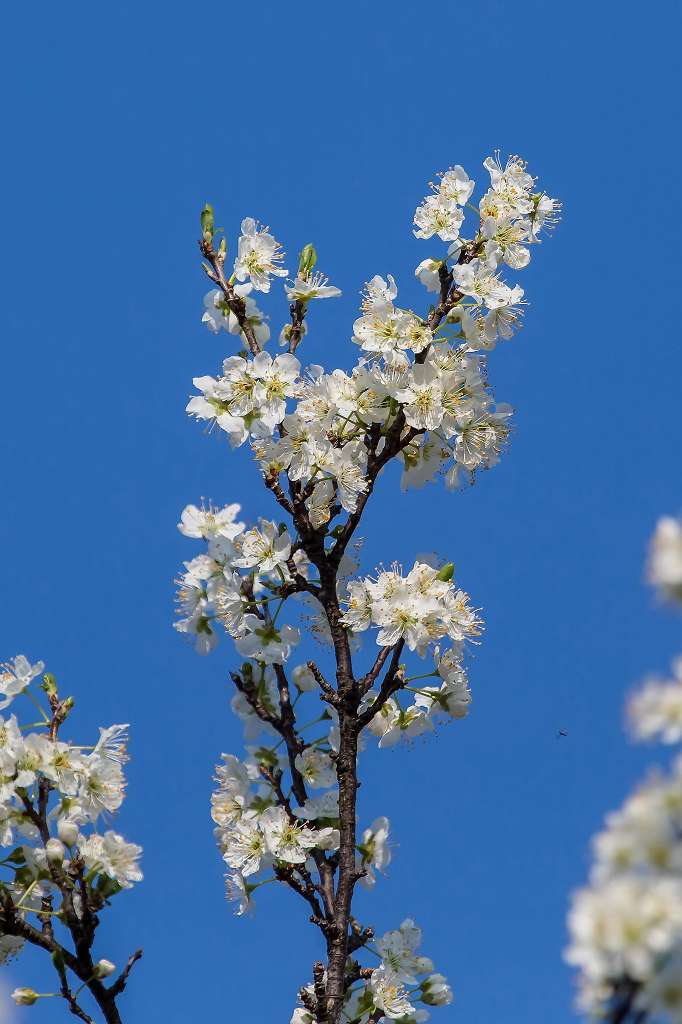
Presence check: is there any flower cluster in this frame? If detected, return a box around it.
[291,919,452,1023]
[176,510,477,747]
[362,646,473,749]
[212,750,339,916]
[202,283,271,348]
[190,156,558,505]
[0,656,141,1003]
[174,500,307,658]
[186,154,558,1024]
[566,517,682,1022]
[342,560,481,652]
[629,656,682,744]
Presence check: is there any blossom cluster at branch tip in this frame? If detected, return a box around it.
[342,560,481,653]
[0,657,142,972]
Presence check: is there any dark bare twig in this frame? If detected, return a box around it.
[306,661,339,706]
[357,641,406,730]
[108,950,143,998]
[198,237,261,356]
[287,300,308,354]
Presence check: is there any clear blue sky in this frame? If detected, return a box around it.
[1,1,681,1021]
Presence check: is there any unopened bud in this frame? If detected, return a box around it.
[45,838,65,864]
[57,819,79,846]
[94,959,116,979]
[12,988,39,1005]
[420,974,453,1006]
[41,672,58,696]
[200,203,215,242]
[436,562,455,582]
[298,243,317,276]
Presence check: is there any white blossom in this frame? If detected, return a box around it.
[0,656,44,710]
[234,217,287,292]
[629,658,682,743]
[260,806,333,863]
[234,520,292,573]
[358,816,391,888]
[178,502,245,542]
[76,831,141,888]
[285,272,341,302]
[294,748,335,789]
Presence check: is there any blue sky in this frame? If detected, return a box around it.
[1,0,681,1021]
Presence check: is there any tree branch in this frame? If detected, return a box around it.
[357,641,406,730]
[198,237,261,356]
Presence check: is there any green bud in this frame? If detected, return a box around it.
[200,203,215,242]
[41,673,57,696]
[437,562,455,582]
[329,525,345,539]
[218,237,227,257]
[298,243,317,276]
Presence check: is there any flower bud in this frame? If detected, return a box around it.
[45,838,65,864]
[41,672,58,696]
[93,954,115,978]
[57,819,79,846]
[436,562,455,582]
[298,243,317,276]
[420,973,453,1006]
[93,959,116,979]
[12,988,39,1005]
[200,203,214,242]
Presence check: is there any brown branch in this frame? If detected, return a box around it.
[108,949,143,998]
[357,641,406,730]
[198,238,261,355]
[347,918,374,953]
[287,299,308,354]
[328,421,421,569]
[359,647,393,697]
[274,864,325,926]
[313,961,329,1023]
[306,661,339,707]
[200,231,490,1024]
[264,471,295,515]
[52,950,95,1024]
